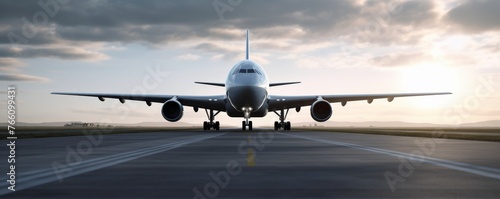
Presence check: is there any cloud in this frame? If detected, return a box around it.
[0,0,451,50]
[289,52,371,69]
[0,58,23,71]
[390,0,438,27]
[177,53,200,61]
[194,42,241,60]
[0,1,211,27]
[0,73,49,82]
[445,0,500,33]
[0,0,499,70]
[0,25,62,46]
[0,1,362,46]
[0,0,495,48]
[472,109,500,116]
[370,52,432,67]
[0,46,108,61]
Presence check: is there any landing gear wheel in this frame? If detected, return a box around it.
[203,121,208,130]
[242,121,246,131]
[274,121,279,131]
[248,121,253,131]
[285,121,291,131]
[214,121,220,131]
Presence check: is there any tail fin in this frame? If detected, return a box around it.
[245,29,249,60]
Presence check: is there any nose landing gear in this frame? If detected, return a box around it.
[242,119,253,131]
[242,106,253,131]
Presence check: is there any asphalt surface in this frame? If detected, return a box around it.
[1,129,500,198]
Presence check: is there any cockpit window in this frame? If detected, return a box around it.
[232,65,262,75]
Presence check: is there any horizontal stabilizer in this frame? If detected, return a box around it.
[195,82,225,87]
[269,82,301,87]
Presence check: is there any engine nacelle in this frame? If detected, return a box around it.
[161,99,183,122]
[310,100,332,122]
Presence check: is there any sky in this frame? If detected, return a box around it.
[0,0,499,126]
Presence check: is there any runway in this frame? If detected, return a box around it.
[2,129,500,198]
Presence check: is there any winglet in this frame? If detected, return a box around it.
[246,29,249,60]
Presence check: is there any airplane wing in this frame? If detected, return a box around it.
[51,92,226,111]
[269,82,301,87]
[268,92,452,111]
[194,82,225,87]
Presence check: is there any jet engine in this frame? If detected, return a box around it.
[161,99,183,122]
[310,100,332,122]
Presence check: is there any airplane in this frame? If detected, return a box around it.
[52,30,451,131]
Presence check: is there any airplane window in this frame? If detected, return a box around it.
[232,69,239,75]
[239,69,247,73]
[250,68,261,74]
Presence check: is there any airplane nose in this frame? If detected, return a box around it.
[228,86,266,112]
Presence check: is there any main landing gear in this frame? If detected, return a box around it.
[274,109,291,131]
[203,109,220,131]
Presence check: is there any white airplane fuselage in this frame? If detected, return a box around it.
[225,60,269,118]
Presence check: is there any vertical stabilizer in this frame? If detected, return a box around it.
[246,29,249,60]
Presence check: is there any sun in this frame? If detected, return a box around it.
[399,64,457,108]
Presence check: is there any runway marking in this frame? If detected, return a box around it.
[0,133,225,196]
[247,149,256,167]
[246,136,256,166]
[280,133,500,180]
